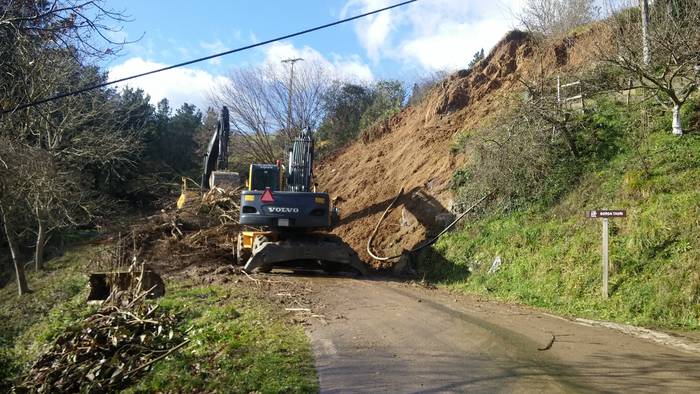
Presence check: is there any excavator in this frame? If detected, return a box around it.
[201,107,367,275]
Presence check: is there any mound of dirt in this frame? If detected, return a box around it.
[96,187,242,283]
[316,29,603,269]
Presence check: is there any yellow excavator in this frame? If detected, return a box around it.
[201,107,367,275]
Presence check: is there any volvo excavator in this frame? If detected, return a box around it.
[202,107,367,275]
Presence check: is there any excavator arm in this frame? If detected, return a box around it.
[201,107,230,189]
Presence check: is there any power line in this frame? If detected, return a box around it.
[1,0,417,115]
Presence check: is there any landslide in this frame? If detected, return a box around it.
[316,28,603,268]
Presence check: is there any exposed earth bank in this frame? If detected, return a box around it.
[315,29,601,267]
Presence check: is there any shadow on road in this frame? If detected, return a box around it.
[317,350,700,393]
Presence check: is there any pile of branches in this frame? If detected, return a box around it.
[16,296,186,393]
[139,186,242,240]
[199,186,242,224]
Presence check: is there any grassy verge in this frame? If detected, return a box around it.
[0,248,318,392]
[0,247,96,390]
[422,99,700,330]
[127,282,318,393]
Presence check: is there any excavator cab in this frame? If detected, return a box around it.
[247,164,281,191]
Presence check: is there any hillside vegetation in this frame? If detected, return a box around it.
[421,97,700,329]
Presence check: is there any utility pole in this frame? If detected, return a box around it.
[281,57,303,140]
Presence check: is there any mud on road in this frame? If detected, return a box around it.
[277,275,700,393]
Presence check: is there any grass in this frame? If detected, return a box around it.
[0,247,96,391]
[127,283,318,393]
[422,97,700,330]
[0,247,318,393]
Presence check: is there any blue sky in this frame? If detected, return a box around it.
[107,0,524,110]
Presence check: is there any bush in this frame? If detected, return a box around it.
[451,87,648,213]
[452,97,585,212]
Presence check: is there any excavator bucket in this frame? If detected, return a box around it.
[87,270,165,302]
[243,234,368,275]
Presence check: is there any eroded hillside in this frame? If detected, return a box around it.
[316,29,603,267]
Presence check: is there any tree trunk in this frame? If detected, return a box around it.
[641,0,651,66]
[35,217,46,271]
[558,124,579,158]
[2,209,30,295]
[672,103,683,135]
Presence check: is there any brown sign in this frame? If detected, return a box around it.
[586,210,627,218]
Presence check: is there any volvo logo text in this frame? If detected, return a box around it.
[267,207,300,213]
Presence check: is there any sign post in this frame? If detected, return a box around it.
[586,209,626,298]
[602,218,609,298]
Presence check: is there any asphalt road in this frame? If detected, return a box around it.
[298,277,700,393]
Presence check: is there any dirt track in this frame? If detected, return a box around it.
[293,276,700,393]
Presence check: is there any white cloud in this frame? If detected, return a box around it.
[108,57,229,111]
[343,0,526,71]
[263,42,374,82]
[199,39,229,54]
[108,43,373,114]
[342,0,397,63]
[200,39,228,65]
[400,17,509,70]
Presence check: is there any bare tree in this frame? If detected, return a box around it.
[603,0,700,135]
[0,140,32,295]
[519,0,599,37]
[0,1,140,284]
[1,205,31,295]
[0,0,131,61]
[211,61,330,163]
[212,65,282,163]
[519,77,581,157]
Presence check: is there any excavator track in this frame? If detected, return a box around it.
[242,233,368,276]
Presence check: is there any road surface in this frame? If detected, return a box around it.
[295,277,699,393]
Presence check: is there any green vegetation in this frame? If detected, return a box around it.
[423,95,700,329]
[1,249,317,392]
[317,79,405,155]
[0,247,96,391]
[128,283,317,393]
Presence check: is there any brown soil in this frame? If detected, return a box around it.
[100,189,325,321]
[316,29,605,268]
[96,187,243,284]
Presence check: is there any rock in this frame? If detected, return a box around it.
[400,207,414,228]
[393,251,415,276]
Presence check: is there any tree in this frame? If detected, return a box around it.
[359,80,405,130]
[603,0,700,135]
[0,1,141,287]
[212,61,330,163]
[468,49,485,69]
[317,82,374,149]
[519,0,598,37]
[166,103,202,173]
[640,0,651,65]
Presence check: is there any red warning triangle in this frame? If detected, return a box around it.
[260,187,275,203]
